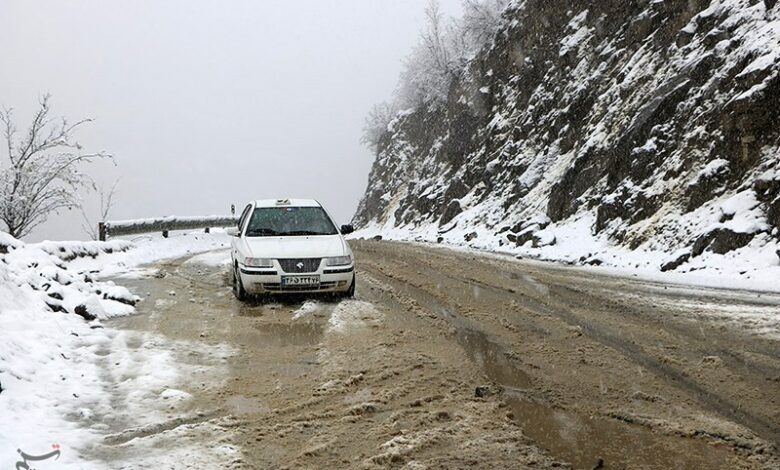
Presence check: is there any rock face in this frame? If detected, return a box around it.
[353,0,780,266]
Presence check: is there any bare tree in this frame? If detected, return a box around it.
[397,0,466,107]
[361,102,398,151]
[395,0,507,108]
[461,0,508,49]
[364,0,509,146]
[80,180,118,240]
[0,95,111,238]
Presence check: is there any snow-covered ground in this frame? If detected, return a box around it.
[351,215,780,293]
[69,230,231,278]
[0,231,231,468]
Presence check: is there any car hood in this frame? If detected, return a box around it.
[244,235,347,259]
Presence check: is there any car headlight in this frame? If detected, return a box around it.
[245,257,274,268]
[325,255,352,266]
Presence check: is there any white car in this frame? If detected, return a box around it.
[227,199,355,300]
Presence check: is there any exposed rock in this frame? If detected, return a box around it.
[46,301,67,313]
[103,293,137,307]
[464,232,478,242]
[74,304,97,321]
[595,189,659,234]
[372,235,383,241]
[440,200,463,225]
[692,229,756,257]
[514,228,536,247]
[768,196,780,230]
[661,252,691,272]
[753,176,780,202]
[532,233,557,248]
[47,291,64,301]
[352,0,780,263]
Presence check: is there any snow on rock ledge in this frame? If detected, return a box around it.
[352,0,780,291]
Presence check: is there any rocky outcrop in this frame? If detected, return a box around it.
[354,0,780,267]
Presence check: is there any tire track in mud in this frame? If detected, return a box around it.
[354,240,780,451]
[357,266,741,469]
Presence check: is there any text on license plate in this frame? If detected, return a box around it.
[281,276,320,286]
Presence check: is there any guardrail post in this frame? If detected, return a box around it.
[99,222,106,241]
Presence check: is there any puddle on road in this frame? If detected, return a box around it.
[251,322,324,347]
[505,392,730,469]
[375,271,734,470]
[457,328,532,390]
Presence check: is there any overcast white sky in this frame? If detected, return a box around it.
[0,0,463,241]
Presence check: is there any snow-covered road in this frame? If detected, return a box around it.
[3,233,780,468]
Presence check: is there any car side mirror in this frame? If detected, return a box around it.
[226,227,240,237]
[340,224,354,235]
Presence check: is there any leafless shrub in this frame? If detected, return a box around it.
[80,180,119,240]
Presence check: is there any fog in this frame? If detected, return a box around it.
[0,0,463,241]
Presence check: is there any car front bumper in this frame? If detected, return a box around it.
[239,265,354,295]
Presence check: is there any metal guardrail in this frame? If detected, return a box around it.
[99,215,238,241]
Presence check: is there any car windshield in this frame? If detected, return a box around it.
[245,206,338,237]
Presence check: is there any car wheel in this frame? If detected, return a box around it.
[233,265,248,301]
[344,273,356,298]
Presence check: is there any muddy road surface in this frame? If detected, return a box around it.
[95,240,780,469]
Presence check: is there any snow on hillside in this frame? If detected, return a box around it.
[353,0,780,291]
[0,231,231,468]
[352,212,780,292]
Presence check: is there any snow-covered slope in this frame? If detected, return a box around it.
[353,0,780,289]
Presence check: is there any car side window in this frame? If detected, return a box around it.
[238,204,252,233]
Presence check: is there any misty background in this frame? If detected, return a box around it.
[0,0,463,241]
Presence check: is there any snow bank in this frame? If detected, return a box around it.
[352,205,780,293]
[0,233,141,468]
[184,248,231,268]
[68,231,231,278]
[0,231,233,467]
[0,267,104,468]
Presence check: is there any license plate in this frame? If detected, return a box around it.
[281,275,320,287]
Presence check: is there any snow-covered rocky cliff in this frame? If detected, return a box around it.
[353,0,780,287]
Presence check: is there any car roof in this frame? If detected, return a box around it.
[252,198,321,208]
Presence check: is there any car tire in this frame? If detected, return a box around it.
[233,265,248,302]
[344,273,356,298]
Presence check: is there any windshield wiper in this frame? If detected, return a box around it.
[246,228,280,237]
[282,230,323,236]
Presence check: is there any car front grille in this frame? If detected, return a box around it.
[278,258,321,273]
